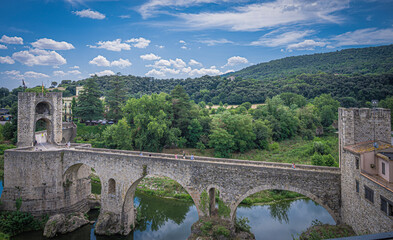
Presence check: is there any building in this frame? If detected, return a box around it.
[339,107,393,234]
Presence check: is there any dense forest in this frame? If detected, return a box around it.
[53,44,393,106]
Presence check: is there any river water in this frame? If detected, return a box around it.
[0,180,335,240]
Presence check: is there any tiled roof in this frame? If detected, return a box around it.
[344,140,392,154]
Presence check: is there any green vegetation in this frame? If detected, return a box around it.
[73,76,103,121]
[0,212,48,237]
[241,190,304,205]
[295,220,356,240]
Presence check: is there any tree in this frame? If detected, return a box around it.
[103,119,133,150]
[74,76,103,121]
[106,75,127,122]
[209,128,234,158]
[50,81,58,88]
[379,96,393,126]
[71,97,77,121]
[170,85,192,137]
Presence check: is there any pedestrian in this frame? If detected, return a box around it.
[182,151,186,159]
[191,154,194,160]
[175,154,178,159]
[292,163,295,169]
[294,163,296,169]
[67,141,71,148]
[139,152,143,156]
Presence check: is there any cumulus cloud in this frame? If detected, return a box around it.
[91,70,115,77]
[2,70,49,79]
[12,49,67,66]
[88,39,131,51]
[179,40,186,44]
[331,28,393,47]
[140,53,161,61]
[111,58,132,68]
[189,66,222,76]
[89,55,132,68]
[189,59,202,67]
[181,46,187,50]
[145,69,165,78]
[73,9,106,19]
[0,35,23,44]
[287,39,327,50]
[222,56,248,68]
[70,65,79,69]
[31,38,75,50]
[53,70,81,76]
[0,56,15,64]
[251,30,313,47]
[0,44,7,49]
[199,38,233,46]
[89,55,110,67]
[178,0,349,31]
[126,37,151,48]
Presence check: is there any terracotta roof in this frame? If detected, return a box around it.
[344,140,392,154]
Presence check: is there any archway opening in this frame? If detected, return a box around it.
[234,189,336,240]
[34,118,52,144]
[208,187,220,216]
[108,178,116,195]
[35,102,51,115]
[122,175,198,238]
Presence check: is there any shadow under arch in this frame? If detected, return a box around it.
[122,174,200,231]
[231,185,338,224]
[35,101,52,115]
[63,163,101,211]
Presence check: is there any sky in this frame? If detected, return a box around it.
[0,0,393,90]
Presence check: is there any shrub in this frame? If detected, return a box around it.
[213,225,230,238]
[235,217,251,233]
[0,212,47,236]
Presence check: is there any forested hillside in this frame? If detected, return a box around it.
[56,44,393,106]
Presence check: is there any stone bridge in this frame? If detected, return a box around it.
[1,144,341,235]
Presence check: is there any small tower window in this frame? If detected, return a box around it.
[108,178,116,195]
[382,162,386,175]
[355,180,359,193]
[355,157,359,169]
[365,185,374,203]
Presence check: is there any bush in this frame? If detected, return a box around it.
[213,225,230,238]
[235,217,251,233]
[269,142,279,152]
[0,211,47,236]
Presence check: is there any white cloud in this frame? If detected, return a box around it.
[70,65,79,69]
[31,38,75,50]
[73,9,106,19]
[138,0,231,18]
[53,70,81,76]
[89,55,110,67]
[0,35,23,44]
[178,0,349,31]
[189,59,202,67]
[126,37,151,48]
[145,69,165,78]
[223,56,248,67]
[181,46,187,50]
[0,56,15,64]
[179,40,186,44]
[148,58,187,69]
[199,38,233,46]
[12,48,67,66]
[0,44,7,49]
[140,53,161,61]
[89,55,132,68]
[88,39,131,51]
[189,66,223,76]
[91,70,115,77]
[332,28,393,47]
[119,15,131,19]
[156,45,164,49]
[2,70,49,79]
[251,30,313,47]
[287,39,327,50]
[111,58,132,68]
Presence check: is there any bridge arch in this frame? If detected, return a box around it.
[35,101,52,115]
[34,117,52,144]
[121,173,201,231]
[231,184,339,223]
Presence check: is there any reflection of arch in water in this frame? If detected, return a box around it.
[63,163,99,211]
[122,174,199,231]
[35,101,52,115]
[232,185,338,224]
[34,118,52,143]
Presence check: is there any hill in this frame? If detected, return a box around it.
[59,45,393,106]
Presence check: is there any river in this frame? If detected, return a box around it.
[0,180,335,240]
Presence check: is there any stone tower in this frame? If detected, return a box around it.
[17,92,63,147]
[338,108,391,166]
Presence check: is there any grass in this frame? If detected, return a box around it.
[295,223,356,240]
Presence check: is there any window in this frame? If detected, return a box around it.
[365,185,374,203]
[355,157,359,169]
[108,178,116,195]
[356,180,359,193]
[381,196,387,213]
[382,162,386,175]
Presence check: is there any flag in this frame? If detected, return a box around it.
[42,82,44,93]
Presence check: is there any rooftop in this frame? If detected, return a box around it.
[343,140,392,154]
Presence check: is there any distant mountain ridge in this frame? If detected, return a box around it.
[63,45,393,106]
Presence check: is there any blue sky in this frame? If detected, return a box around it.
[1,0,393,90]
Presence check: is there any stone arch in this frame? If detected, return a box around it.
[206,184,223,217]
[121,173,200,232]
[34,117,52,144]
[63,163,99,212]
[108,178,116,195]
[231,184,339,223]
[35,101,52,115]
